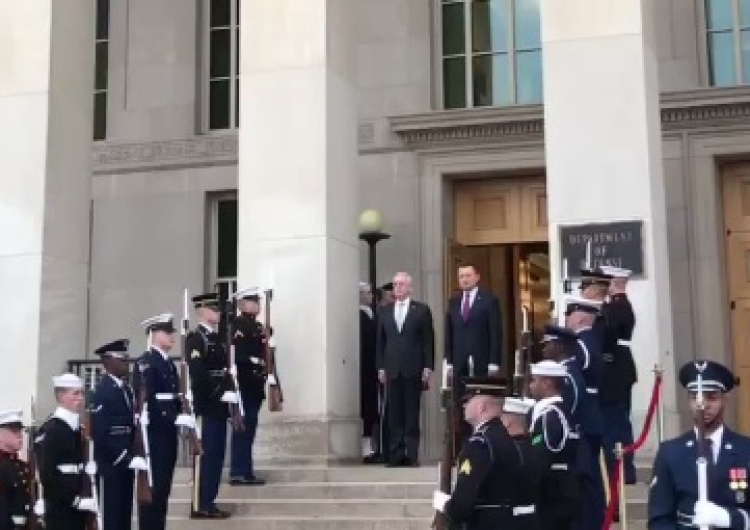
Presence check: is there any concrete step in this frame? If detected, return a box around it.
[172,465,438,484]
[171,481,434,500]
[162,516,432,530]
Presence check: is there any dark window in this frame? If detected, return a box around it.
[93,0,110,140]
[216,198,238,279]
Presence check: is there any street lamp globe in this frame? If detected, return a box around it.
[358,209,384,235]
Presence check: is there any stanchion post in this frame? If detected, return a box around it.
[616,442,628,529]
[654,363,664,444]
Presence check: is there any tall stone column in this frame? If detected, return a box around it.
[238,0,360,461]
[0,1,94,416]
[541,0,679,450]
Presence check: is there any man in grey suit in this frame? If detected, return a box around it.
[376,272,435,467]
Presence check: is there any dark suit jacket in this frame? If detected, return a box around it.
[445,288,502,375]
[376,299,435,379]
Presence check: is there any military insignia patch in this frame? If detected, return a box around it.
[191,350,201,359]
[459,459,472,475]
[531,434,543,446]
[234,331,244,338]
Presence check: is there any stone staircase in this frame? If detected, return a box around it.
[161,461,654,529]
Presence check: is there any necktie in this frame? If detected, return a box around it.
[461,292,471,321]
[397,302,405,331]
[702,438,715,465]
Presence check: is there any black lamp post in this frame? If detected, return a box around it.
[358,209,390,312]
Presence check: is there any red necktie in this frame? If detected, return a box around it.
[461,292,471,321]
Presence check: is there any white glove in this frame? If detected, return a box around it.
[129,456,149,471]
[33,499,44,516]
[693,500,732,527]
[221,391,239,404]
[432,490,450,513]
[139,410,150,427]
[84,461,97,476]
[229,365,238,377]
[268,374,278,386]
[12,515,27,525]
[76,497,98,513]
[175,414,196,429]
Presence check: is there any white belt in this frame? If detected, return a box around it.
[155,393,178,401]
[617,339,631,347]
[568,432,580,439]
[586,388,598,394]
[249,356,265,366]
[57,464,81,474]
[513,505,536,516]
[11,516,26,525]
[550,463,568,471]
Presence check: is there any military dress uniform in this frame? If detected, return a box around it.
[229,287,268,485]
[90,339,142,530]
[528,360,580,530]
[0,411,33,530]
[134,314,185,530]
[36,374,95,530]
[187,293,234,517]
[433,377,527,530]
[598,266,637,484]
[649,360,750,529]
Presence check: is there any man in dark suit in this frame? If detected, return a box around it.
[376,272,435,466]
[358,281,379,463]
[445,265,502,381]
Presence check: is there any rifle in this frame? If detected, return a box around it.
[513,306,533,397]
[26,397,41,530]
[432,358,461,529]
[218,286,245,431]
[264,288,284,412]
[81,378,101,530]
[180,289,203,456]
[694,362,709,530]
[133,369,153,504]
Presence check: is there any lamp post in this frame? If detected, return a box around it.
[358,209,390,312]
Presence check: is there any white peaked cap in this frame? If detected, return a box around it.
[0,410,24,427]
[531,360,568,378]
[598,266,632,278]
[52,373,83,389]
[503,397,536,415]
[233,286,260,300]
[359,281,371,292]
[565,295,602,310]
[140,313,174,328]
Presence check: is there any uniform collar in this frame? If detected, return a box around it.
[694,424,724,447]
[108,373,124,388]
[53,406,79,430]
[199,322,216,334]
[151,345,169,361]
[359,305,373,319]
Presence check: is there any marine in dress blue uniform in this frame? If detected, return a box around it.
[432,377,527,530]
[0,410,33,530]
[528,360,580,530]
[229,287,267,486]
[564,296,607,530]
[186,293,235,518]
[90,339,148,530]
[649,360,750,529]
[134,314,192,530]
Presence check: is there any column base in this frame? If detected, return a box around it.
[253,414,362,465]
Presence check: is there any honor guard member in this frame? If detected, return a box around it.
[135,314,194,530]
[36,373,97,530]
[229,286,267,486]
[187,293,237,518]
[598,265,638,485]
[0,410,33,529]
[649,360,750,529]
[432,376,526,530]
[90,339,148,530]
[564,297,606,530]
[528,360,580,530]
[501,396,543,530]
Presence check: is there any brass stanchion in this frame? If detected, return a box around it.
[653,363,665,444]
[616,442,628,529]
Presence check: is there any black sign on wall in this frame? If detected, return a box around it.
[559,220,644,277]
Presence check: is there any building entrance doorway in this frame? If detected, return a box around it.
[445,241,550,379]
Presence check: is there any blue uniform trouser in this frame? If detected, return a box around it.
[139,426,177,530]
[230,397,262,479]
[100,464,134,530]
[577,434,605,530]
[602,398,636,484]
[197,415,227,511]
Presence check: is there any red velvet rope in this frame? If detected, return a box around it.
[601,373,663,530]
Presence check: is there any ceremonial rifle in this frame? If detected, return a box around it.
[81,377,101,530]
[218,285,245,431]
[180,289,202,456]
[694,362,709,530]
[264,288,284,412]
[132,368,153,504]
[432,356,461,530]
[513,305,533,397]
[26,397,41,530]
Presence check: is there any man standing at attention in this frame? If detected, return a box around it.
[376,272,435,467]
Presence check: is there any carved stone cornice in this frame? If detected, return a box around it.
[93,134,238,174]
[390,86,750,151]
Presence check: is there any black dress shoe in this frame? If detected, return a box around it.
[386,459,400,467]
[190,509,230,519]
[362,453,379,464]
[230,476,265,486]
